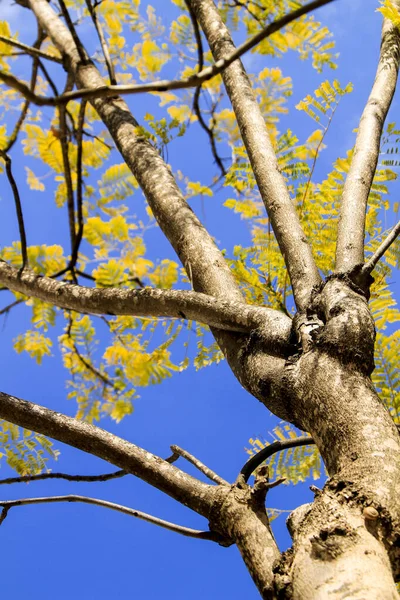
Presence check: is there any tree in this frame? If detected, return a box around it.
[0,0,399,597]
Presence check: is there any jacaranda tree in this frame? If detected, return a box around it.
[0,0,399,597]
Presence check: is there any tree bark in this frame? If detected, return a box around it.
[274,277,400,598]
[335,1,400,272]
[190,0,321,311]
[0,261,292,346]
[3,2,399,598]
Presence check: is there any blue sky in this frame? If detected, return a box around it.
[0,1,398,599]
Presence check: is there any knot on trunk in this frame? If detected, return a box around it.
[307,278,375,375]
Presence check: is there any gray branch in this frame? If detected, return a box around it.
[170,445,229,486]
[0,390,217,517]
[0,261,292,350]
[335,2,400,272]
[0,34,62,62]
[0,494,224,541]
[190,0,322,311]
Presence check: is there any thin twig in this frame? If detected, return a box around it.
[242,418,400,479]
[58,74,77,270]
[362,219,400,275]
[0,494,225,541]
[85,0,117,84]
[0,469,126,485]
[170,445,229,486]
[5,31,43,152]
[66,314,114,388]
[229,0,265,23]
[58,0,88,64]
[0,298,24,316]
[0,450,179,485]
[0,0,336,107]
[0,34,62,63]
[185,0,226,176]
[69,99,86,272]
[0,152,28,268]
[300,102,339,211]
[38,57,60,95]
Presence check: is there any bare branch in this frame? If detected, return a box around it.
[28,0,241,304]
[85,0,117,85]
[240,436,314,483]
[5,30,43,152]
[0,469,126,485]
[336,4,400,272]
[3,0,335,110]
[0,450,179,485]
[0,494,224,541]
[170,445,229,486]
[0,34,62,63]
[58,0,88,64]
[362,219,400,275]
[58,74,77,266]
[184,0,227,176]
[0,152,28,269]
[0,298,23,316]
[189,0,323,310]
[72,100,86,268]
[0,390,217,517]
[55,99,87,280]
[0,261,292,349]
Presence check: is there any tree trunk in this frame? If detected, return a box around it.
[268,277,400,598]
[5,2,399,598]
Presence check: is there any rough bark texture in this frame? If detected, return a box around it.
[336,1,400,271]
[0,1,397,599]
[274,277,400,598]
[0,261,292,346]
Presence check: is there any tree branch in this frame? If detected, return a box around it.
[0,152,28,269]
[184,0,227,177]
[27,0,241,305]
[58,74,77,266]
[0,450,179,486]
[0,34,62,63]
[335,2,400,272]
[0,494,225,541]
[58,0,88,64]
[0,390,218,517]
[71,100,86,269]
[3,0,335,109]
[0,469,127,485]
[189,0,322,311]
[5,30,43,152]
[0,298,23,316]
[0,260,292,349]
[240,436,314,483]
[362,218,400,275]
[85,0,117,85]
[170,445,229,486]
